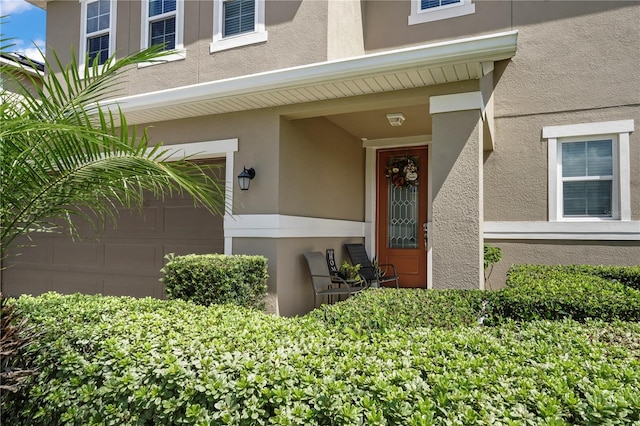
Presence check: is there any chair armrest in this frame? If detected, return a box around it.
[313,274,352,289]
[378,263,398,277]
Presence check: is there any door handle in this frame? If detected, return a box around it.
[423,222,428,251]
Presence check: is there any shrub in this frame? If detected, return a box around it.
[4,293,640,425]
[161,253,268,310]
[496,265,640,322]
[508,264,640,291]
[309,288,491,332]
[483,244,503,270]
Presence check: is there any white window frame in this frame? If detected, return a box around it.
[139,0,186,67]
[408,0,475,25]
[79,0,117,70]
[544,120,634,222]
[210,0,267,53]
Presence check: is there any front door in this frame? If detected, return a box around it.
[376,147,428,288]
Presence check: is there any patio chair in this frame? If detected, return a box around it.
[304,252,368,308]
[344,243,400,288]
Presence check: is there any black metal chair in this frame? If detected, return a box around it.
[304,251,368,308]
[344,243,400,288]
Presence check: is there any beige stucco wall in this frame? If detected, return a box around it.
[431,108,484,290]
[45,0,334,95]
[279,116,365,220]
[140,110,281,214]
[327,0,365,60]
[485,3,640,222]
[363,0,512,53]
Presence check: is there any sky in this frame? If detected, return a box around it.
[1,0,46,62]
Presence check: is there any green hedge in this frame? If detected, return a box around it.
[161,254,268,310]
[497,265,640,322]
[508,264,640,291]
[309,288,490,332]
[5,293,640,425]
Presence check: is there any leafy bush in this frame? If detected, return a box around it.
[4,293,640,425]
[508,264,640,290]
[309,288,491,332]
[496,265,640,322]
[483,244,502,270]
[161,253,268,310]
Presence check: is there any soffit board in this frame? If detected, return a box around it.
[106,31,518,125]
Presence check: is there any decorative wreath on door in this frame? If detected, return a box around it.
[385,158,419,188]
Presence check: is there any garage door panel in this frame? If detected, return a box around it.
[109,207,161,232]
[103,277,163,298]
[104,244,160,271]
[2,268,52,297]
[164,206,221,231]
[53,241,102,267]
[8,238,54,265]
[52,273,102,295]
[164,241,224,257]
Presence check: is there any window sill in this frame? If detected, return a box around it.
[137,49,187,68]
[210,31,268,53]
[408,3,475,25]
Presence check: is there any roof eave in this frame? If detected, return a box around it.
[106,30,518,120]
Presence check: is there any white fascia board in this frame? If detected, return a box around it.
[159,139,238,161]
[224,214,365,238]
[484,221,640,241]
[103,30,518,115]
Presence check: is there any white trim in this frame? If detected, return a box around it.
[429,91,484,115]
[79,0,117,69]
[619,131,631,221]
[210,0,268,53]
[545,119,634,222]
[543,120,634,139]
[161,139,237,161]
[484,221,640,241]
[223,215,365,238]
[104,30,518,115]
[139,0,186,66]
[409,0,475,25]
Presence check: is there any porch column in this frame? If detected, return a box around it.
[429,92,484,290]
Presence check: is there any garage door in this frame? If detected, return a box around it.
[1,162,225,299]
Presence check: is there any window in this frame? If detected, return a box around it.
[409,0,475,25]
[140,0,185,65]
[560,139,614,218]
[80,0,116,67]
[211,0,267,53]
[544,120,634,222]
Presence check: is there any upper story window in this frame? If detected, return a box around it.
[140,0,185,65]
[409,0,475,25]
[80,0,116,67]
[544,120,634,222]
[210,0,267,53]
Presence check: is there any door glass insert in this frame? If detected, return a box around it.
[385,155,419,249]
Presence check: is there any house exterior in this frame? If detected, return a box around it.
[0,52,44,96]
[3,0,638,316]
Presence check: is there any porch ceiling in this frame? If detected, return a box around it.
[103,31,518,126]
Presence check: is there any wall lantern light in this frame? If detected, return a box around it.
[237,167,255,191]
